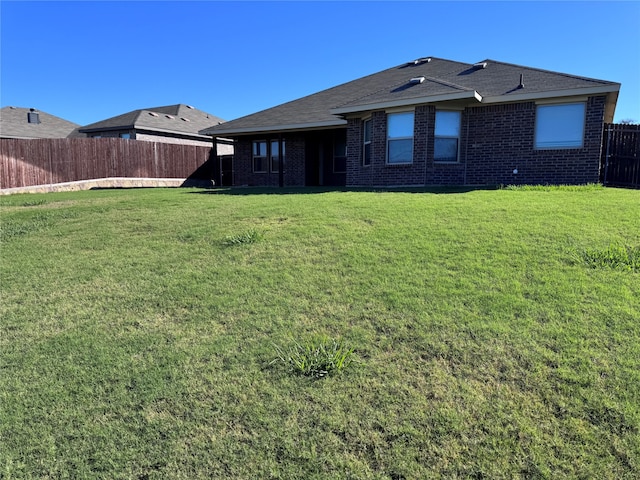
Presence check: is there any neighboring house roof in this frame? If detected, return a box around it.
[0,106,85,139]
[80,104,225,139]
[200,57,620,136]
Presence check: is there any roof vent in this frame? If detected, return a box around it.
[518,73,525,89]
[186,105,194,109]
[165,114,175,119]
[148,112,159,117]
[411,57,431,65]
[27,111,41,124]
[473,62,487,69]
[180,117,191,122]
[410,76,426,84]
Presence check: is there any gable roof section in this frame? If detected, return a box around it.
[81,104,225,138]
[0,106,85,139]
[200,57,619,136]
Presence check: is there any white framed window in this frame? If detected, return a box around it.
[434,111,461,163]
[363,118,372,166]
[387,111,414,164]
[270,140,285,173]
[535,103,585,149]
[252,140,267,173]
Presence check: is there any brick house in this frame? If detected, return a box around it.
[200,57,619,187]
[80,104,233,156]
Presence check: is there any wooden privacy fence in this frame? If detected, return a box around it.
[601,123,640,188]
[0,138,216,190]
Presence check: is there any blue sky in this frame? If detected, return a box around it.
[2,1,639,126]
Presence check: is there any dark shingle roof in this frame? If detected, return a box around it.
[200,57,619,136]
[0,107,85,139]
[81,104,225,138]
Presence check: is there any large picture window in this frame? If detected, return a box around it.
[535,103,585,149]
[252,141,267,173]
[434,111,461,163]
[387,112,414,164]
[363,119,372,166]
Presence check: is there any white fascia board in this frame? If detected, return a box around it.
[480,85,620,104]
[200,119,347,136]
[330,91,483,115]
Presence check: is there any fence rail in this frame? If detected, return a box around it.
[1,138,215,190]
[601,123,640,188]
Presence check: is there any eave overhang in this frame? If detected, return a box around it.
[330,90,483,115]
[199,119,347,137]
[79,125,211,140]
[480,84,620,104]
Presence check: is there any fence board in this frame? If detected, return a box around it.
[0,138,215,189]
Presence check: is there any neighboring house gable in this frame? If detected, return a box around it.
[200,57,619,187]
[80,104,232,154]
[0,106,85,139]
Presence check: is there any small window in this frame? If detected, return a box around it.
[535,103,585,149]
[387,112,414,164]
[434,111,461,163]
[363,118,372,166]
[119,133,131,139]
[270,140,285,173]
[334,134,347,173]
[253,141,267,173]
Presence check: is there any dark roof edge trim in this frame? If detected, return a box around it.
[200,119,347,136]
[79,126,211,139]
[79,125,136,133]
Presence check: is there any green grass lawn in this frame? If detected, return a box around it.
[1,185,639,479]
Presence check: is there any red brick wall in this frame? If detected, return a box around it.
[347,110,428,187]
[347,96,606,186]
[233,136,305,187]
[464,96,605,185]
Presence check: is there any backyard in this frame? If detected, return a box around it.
[1,185,639,478]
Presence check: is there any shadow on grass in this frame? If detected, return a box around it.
[185,185,500,196]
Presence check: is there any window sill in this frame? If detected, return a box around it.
[534,146,583,151]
